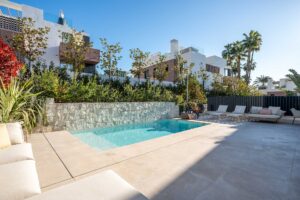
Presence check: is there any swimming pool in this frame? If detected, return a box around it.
[72,119,205,150]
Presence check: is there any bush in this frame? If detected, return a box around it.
[0,78,42,134]
[209,76,261,96]
[32,69,178,103]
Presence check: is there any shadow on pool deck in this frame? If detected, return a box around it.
[30,122,300,200]
[149,122,300,200]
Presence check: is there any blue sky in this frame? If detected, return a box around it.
[14,0,300,81]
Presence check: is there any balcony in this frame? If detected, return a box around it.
[59,42,100,65]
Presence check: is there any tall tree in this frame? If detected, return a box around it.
[254,75,270,89]
[242,30,262,85]
[154,54,169,84]
[11,17,50,72]
[184,62,195,104]
[60,29,91,80]
[286,69,300,93]
[231,41,245,79]
[222,43,234,69]
[100,38,122,79]
[174,54,187,84]
[222,43,238,77]
[129,48,149,82]
[197,68,209,90]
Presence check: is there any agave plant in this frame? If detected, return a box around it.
[0,78,42,136]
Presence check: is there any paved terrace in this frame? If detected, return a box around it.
[29,122,300,200]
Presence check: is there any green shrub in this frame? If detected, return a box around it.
[0,78,42,134]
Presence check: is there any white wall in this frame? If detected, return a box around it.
[279,78,297,91]
[21,5,82,67]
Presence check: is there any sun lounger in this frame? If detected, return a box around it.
[226,105,246,121]
[206,105,228,117]
[247,106,283,122]
[290,108,300,124]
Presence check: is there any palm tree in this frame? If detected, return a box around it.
[231,41,245,79]
[286,69,300,92]
[222,41,245,79]
[242,30,262,85]
[222,43,234,68]
[254,75,270,89]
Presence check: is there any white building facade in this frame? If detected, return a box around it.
[0,0,99,73]
[259,77,298,96]
[144,39,231,89]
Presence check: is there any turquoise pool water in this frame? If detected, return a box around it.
[72,119,205,150]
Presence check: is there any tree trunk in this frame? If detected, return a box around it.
[237,57,241,79]
[245,51,251,85]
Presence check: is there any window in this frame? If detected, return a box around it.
[206,64,220,73]
[153,68,156,79]
[224,68,232,76]
[144,70,149,79]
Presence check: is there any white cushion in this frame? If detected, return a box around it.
[291,108,300,118]
[250,106,262,114]
[0,143,34,165]
[207,112,225,116]
[6,122,24,144]
[0,160,41,200]
[0,123,11,149]
[268,106,281,115]
[233,105,246,114]
[27,170,148,200]
[227,113,243,117]
[247,114,280,119]
[217,105,228,113]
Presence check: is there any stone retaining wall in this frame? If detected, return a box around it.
[45,99,179,131]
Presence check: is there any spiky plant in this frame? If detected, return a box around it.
[0,78,42,136]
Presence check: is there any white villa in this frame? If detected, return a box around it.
[143,39,231,89]
[260,77,298,96]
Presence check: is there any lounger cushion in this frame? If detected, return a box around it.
[0,124,11,149]
[227,113,243,117]
[27,170,148,200]
[217,105,228,113]
[268,106,281,115]
[259,108,272,115]
[0,160,41,200]
[0,143,34,165]
[247,114,280,122]
[291,108,300,118]
[250,106,262,114]
[6,122,24,144]
[233,106,246,114]
[248,114,280,119]
[209,112,225,116]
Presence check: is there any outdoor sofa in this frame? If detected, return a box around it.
[246,106,284,122]
[0,122,148,200]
